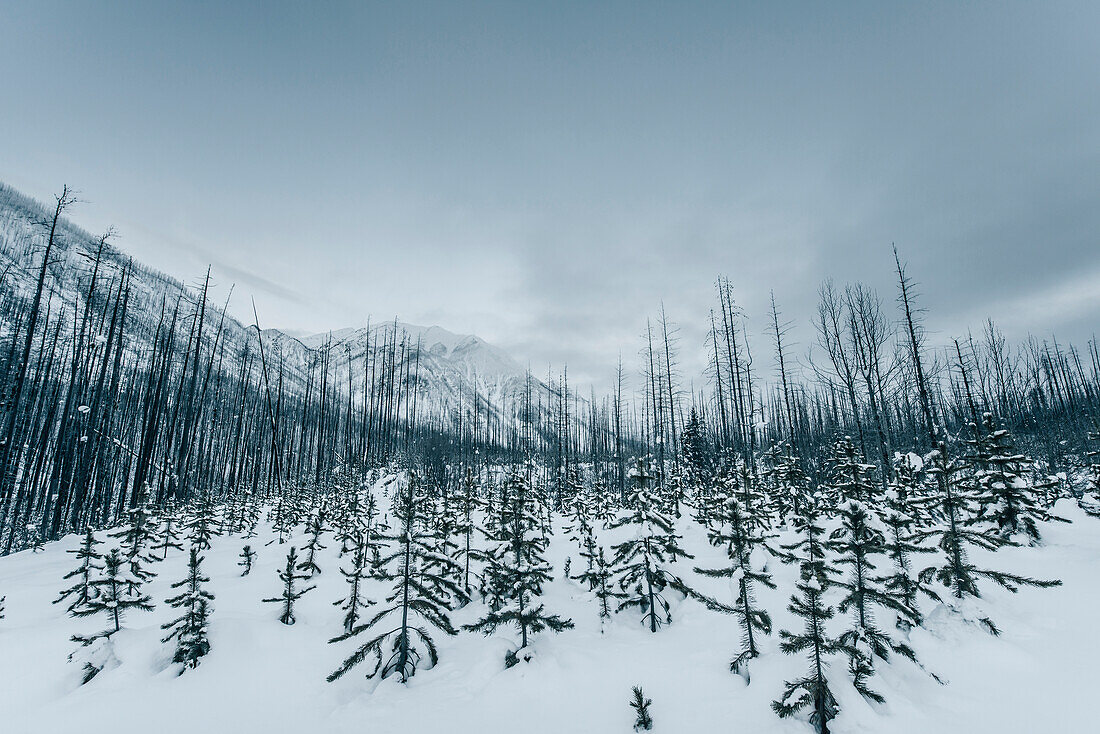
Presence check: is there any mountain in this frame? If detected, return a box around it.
[0,182,542,417]
[292,322,535,406]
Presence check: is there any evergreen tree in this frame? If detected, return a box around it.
[70,548,154,683]
[185,489,220,551]
[327,468,465,683]
[263,547,316,625]
[109,502,158,592]
[423,490,462,591]
[238,545,255,576]
[453,467,484,594]
[574,544,622,625]
[161,548,215,671]
[630,686,654,731]
[680,405,712,493]
[54,527,102,613]
[72,548,155,636]
[829,500,917,702]
[964,413,1051,543]
[298,505,328,577]
[763,442,812,524]
[694,494,776,674]
[564,490,595,552]
[240,491,262,539]
[772,569,843,734]
[1084,427,1100,517]
[334,530,372,634]
[779,499,839,590]
[465,466,573,662]
[824,436,880,505]
[610,485,695,632]
[25,525,45,553]
[916,443,1060,609]
[334,483,364,557]
[155,505,185,560]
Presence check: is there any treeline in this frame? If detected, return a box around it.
[624,254,1100,492]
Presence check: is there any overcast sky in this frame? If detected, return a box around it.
[2,1,1098,390]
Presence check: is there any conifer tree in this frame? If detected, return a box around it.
[239,545,255,575]
[465,466,573,661]
[630,686,654,731]
[298,505,328,577]
[763,442,812,524]
[328,469,465,683]
[263,546,316,625]
[55,527,102,613]
[829,500,917,702]
[240,491,262,539]
[423,490,462,590]
[964,413,1051,543]
[334,530,372,634]
[155,506,185,560]
[453,468,484,594]
[186,489,220,551]
[694,495,776,674]
[680,405,711,493]
[611,485,696,632]
[70,548,154,683]
[565,490,595,552]
[574,544,622,625]
[779,500,838,589]
[73,548,155,636]
[879,461,939,627]
[772,569,843,734]
[824,436,880,504]
[880,506,936,629]
[109,503,158,592]
[916,443,1060,608]
[25,526,45,553]
[334,483,364,557]
[1084,428,1100,517]
[161,548,215,671]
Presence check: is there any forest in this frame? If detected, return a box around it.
[1,183,1098,734]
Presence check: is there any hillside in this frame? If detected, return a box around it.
[0,182,544,417]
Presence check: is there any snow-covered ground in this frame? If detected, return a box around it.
[1,493,1096,734]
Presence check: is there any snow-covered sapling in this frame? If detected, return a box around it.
[55,527,103,613]
[298,506,327,577]
[263,546,316,625]
[239,545,255,575]
[328,469,465,683]
[109,503,159,592]
[465,467,573,663]
[772,571,843,734]
[630,686,654,731]
[334,530,372,634]
[574,545,623,624]
[161,547,215,671]
[70,548,154,683]
[611,485,696,632]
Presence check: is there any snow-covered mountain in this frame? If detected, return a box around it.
[0,182,541,414]
[294,322,536,405]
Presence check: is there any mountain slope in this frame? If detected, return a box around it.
[0,182,542,416]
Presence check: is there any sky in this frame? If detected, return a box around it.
[1,1,1098,391]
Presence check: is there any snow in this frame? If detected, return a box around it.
[1,495,1097,734]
